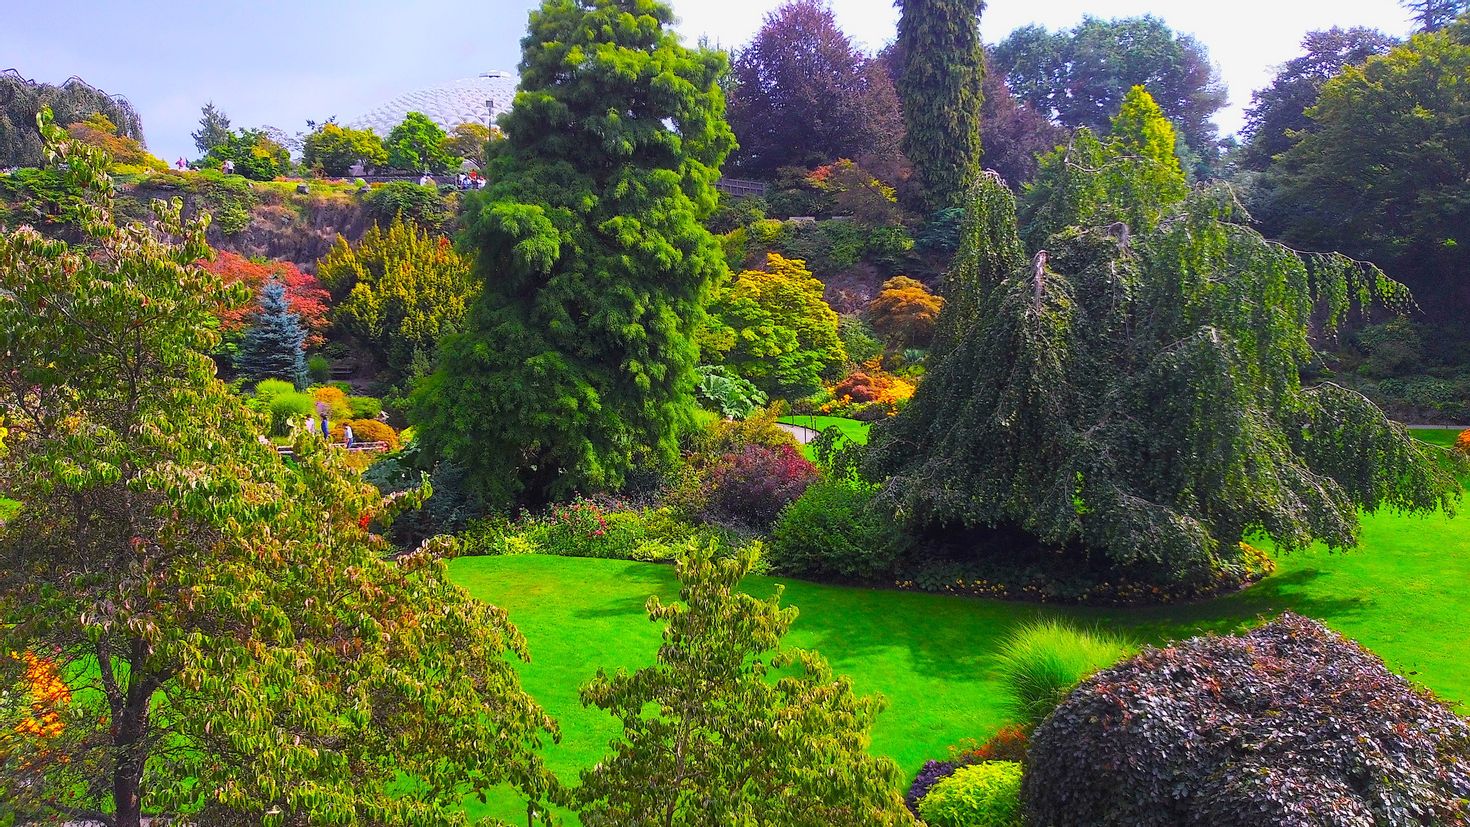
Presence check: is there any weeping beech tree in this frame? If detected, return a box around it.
[868,91,1462,586]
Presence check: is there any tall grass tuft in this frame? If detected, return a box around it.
[996,619,1133,729]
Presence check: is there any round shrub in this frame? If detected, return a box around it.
[330,418,399,450]
[1024,613,1470,826]
[312,385,351,421]
[348,395,383,420]
[768,479,907,580]
[267,391,315,435]
[996,619,1133,730]
[702,443,817,528]
[917,761,1024,827]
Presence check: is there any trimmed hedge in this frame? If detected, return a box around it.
[1024,613,1470,826]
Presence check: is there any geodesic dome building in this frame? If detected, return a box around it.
[348,71,518,136]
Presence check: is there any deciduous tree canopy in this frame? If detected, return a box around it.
[577,544,916,827]
[0,114,557,826]
[1258,26,1470,317]
[726,0,903,176]
[991,16,1226,173]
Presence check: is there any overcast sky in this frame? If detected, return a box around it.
[2,0,1414,163]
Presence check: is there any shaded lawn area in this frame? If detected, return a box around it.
[450,490,1470,823]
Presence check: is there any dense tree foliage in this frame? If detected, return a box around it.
[65,112,165,170]
[412,0,734,508]
[386,111,458,173]
[726,0,902,176]
[303,121,389,175]
[1259,26,1470,317]
[0,115,556,825]
[866,275,944,347]
[868,96,1461,587]
[991,17,1226,170]
[979,67,1069,188]
[318,217,478,378]
[201,251,330,347]
[445,121,497,167]
[1238,27,1399,170]
[233,279,309,388]
[205,127,290,180]
[704,252,846,399]
[576,545,915,826]
[0,70,144,167]
[1402,0,1470,32]
[191,101,232,155]
[892,0,986,214]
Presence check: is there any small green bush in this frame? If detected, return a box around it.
[267,391,316,435]
[254,378,296,403]
[348,395,383,420]
[917,761,1024,827]
[997,620,1133,729]
[768,479,906,580]
[306,354,331,384]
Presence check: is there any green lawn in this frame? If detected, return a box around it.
[777,414,871,444]
[449,480,1470,822]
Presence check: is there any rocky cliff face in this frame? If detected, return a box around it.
[122,182,372,273]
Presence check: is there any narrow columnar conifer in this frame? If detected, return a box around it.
[893,0,986,214]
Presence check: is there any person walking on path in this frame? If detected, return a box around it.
[343,423,355,449]
[223,158,235,175]
[305,415,317,437]
[175,157,187,170]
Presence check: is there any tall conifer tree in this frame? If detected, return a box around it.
[412,0,735,508]
[893,0,986,214]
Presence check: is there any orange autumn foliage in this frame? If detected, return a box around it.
[14,651,69,739]
[1457,429,1470,455]
[201,251,331,348]
[866,275,943,347]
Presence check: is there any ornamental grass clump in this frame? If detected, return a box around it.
[1024,613,1470,826]
[995,619,1133,729]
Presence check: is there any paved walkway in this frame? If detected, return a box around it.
[776,422,821,444]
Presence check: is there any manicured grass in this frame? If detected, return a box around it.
[777,414,871,445]
[449,493,1470,822]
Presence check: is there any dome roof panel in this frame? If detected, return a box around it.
[349,72,518,136]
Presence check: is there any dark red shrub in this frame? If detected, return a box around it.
[833,370,879,403]
[957,724,1029,765]
[703,443,817,528]
[1024,613,1470,826]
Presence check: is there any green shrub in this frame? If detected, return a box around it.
[365,180,450,231]
[917,761,1024,827]
[996,620,1133,729]
[768,479,906,580]
[306,354,331,384]
[253,378,296,403]
[348,395,383,420]
[267,391,316,435]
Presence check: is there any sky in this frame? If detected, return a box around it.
[2,0,1416,163]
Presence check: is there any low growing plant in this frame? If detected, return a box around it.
[917,761,1024,827]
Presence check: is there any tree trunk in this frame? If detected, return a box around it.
[112,703,147,827]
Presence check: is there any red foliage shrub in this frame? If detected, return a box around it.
[1025,613,1470,826]
[704,443,818,527]
[202,251,331,347]
[834,371,880,403]
[956,724,1030,766]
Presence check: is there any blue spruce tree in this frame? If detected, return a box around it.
[234,279,308,389]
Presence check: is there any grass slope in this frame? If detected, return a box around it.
[777,415,870,444]
[451,490,1470,822]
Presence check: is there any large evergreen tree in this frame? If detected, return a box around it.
[893,0,986,214]
[191,101,232,155]
[1401,0,1470,32]
[576,544,915,826]
[0,112,555,826]
[233,279,308,388]
[868,96,1462,588]
[411,0,735,508]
